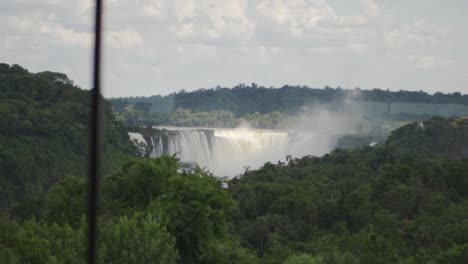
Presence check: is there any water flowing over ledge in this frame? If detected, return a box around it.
[129,126,344,177]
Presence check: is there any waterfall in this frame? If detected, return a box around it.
[131,126,340,177]
[210,129,290,175]
[156,136,164,156]
[149,136,164,157]
[128,132,148,156]
[165,130,213,167]
[142,127,291,176]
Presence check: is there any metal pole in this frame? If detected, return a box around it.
[89,0,103,263]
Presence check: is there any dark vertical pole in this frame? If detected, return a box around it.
[89,0,103,263]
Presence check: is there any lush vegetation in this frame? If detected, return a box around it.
[111,84,468,129]
[1,64,468,263]
[115,106,288,129]
[2,116,468,263]
[1,157,247,263]
[229,116,468,263]
[112,84,468,115]
[0,63,136,211]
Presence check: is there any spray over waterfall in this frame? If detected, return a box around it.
[129,108,363,176]
[155,128,292,176]
[131,129,340,176]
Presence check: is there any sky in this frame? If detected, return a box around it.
[1,0,468,97]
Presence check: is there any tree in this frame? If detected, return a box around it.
[102,156,179,213]
[152,170,236,264]
[46,175,86,226]
[99,212,179,264]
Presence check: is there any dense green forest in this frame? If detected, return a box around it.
[112,84,468,115]
[116,107,288,129]
[229,116,468,263]
[0,63,136,211]
[111,84,468,128]
[1,64,467,263]
[2,116,467,263]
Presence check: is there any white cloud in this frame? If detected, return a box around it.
[107,29,144,48]
[360,0,380,17]
[253,0,376,53]
[407,55,453,69]
[384,19,455,69]
[384,19,449,49]
[5,16,91,48]
[0,0,467,96]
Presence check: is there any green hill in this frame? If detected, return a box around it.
[0,63,136,211]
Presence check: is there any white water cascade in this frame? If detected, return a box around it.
[128,132,148,156]
[131,126,341,177]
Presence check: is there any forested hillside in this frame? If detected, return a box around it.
[0,63,136,211]
[1,117,467,263]
[229,116,468,263]
[111,84,468,128]
[1,63,467,263]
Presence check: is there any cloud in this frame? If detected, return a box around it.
[384,20,449,49]
[169,0,255,41]
[0,0,466,96]
[360,0,380,17]
[105,0,254,44]
[3,16,90,48]
[254,0,372,49]
[384,19,455,69]
[407,55,453,69]
[107,29,144,48]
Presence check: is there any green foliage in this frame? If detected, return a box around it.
[0,63,136,211]
[152,170,237,263]
[3,67,468,264]
[229,117,468,263]
[171,85,468,115]
[99,212,179,264]
[0,213,179,264]
[112,85,468,131]
[386,116,468,160]
[283,254,324,264]
[0,216,86,264]
[111,94,175,114]
[169,108,239,128]
[112,85,468,124]
[45,175,86,226]
[114,106,288,129]
[2,156,249,264]
[102,156,179,213]
[320,250,359,264]
[114,104,169,127]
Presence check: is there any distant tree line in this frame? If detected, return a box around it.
[112,84,468,116]
[111,84,468,128]
[114,106,288,129]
